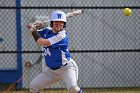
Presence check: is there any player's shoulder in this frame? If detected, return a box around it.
[46,27,52,30]
[57,30,67,39]
[58,29,66,34]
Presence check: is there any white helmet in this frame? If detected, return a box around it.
[49,10,67,22]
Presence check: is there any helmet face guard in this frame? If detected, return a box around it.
[50,10,67,28]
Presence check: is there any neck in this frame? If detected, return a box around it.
[52,29,64,33]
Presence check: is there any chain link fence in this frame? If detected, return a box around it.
[0,0,140,93]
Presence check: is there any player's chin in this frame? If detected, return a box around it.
[54,28,63,32]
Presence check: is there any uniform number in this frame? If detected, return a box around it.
[43,48,51,56]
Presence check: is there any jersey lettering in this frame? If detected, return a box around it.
[43,48,51,56]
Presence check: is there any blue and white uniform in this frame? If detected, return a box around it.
[29,10,84,93]
[30,28,79,92]
[38,28,70,70]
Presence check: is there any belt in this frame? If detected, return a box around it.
[50,63,68,70]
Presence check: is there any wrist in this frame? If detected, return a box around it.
[32,31,41,42]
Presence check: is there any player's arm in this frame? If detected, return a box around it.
[37,38,51,46]
[32,31,51,46]
[28,21,51,46]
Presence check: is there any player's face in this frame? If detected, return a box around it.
[52,21,64,32]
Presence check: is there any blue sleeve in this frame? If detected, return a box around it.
[37,28,50,37]
[37,29,44,37]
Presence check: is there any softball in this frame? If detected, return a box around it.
[123,8,132,16]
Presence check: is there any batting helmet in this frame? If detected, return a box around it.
[49,10,67,22]
[50,10,67,28]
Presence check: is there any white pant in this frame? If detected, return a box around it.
[30,59,79,92]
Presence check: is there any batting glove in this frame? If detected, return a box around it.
[27,21,44,32]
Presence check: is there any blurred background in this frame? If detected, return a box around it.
[0,0,140,93]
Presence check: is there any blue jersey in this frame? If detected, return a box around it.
[38,28,71,69]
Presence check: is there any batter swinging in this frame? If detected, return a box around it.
[28,10,84,93]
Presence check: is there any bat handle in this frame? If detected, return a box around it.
[27,22,48,31]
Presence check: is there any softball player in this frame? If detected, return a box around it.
[28,10,84,93]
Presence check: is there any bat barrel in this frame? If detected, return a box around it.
[66,10,84,18]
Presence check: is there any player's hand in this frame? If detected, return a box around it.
[33,21,44,29]
[27,23,37,32]
[27,21,44,32]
